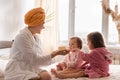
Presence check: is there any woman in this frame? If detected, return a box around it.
[4,7,68,80]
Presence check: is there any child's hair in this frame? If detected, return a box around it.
[87,32,105,48]
[70,37,82,49]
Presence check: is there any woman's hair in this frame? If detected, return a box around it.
[24,7,45,27]
[70,37,82,49]
[87,31,105,48]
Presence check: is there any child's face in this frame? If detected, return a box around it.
[87,39,94,50]
[69,39,78,52]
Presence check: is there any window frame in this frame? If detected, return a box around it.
[68,0,114,44]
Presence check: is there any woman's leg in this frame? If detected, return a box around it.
[38,71,52,80]
[29,77,40,80]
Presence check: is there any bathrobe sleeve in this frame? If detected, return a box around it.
[14,34,52,66]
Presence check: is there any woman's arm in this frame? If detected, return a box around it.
[51,50,69,58]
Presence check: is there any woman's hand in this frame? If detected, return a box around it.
[51,50,69,58]
[57,49,69,55]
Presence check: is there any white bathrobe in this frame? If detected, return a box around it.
[4,27,52,80]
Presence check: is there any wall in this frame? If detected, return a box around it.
[0,0,34,41]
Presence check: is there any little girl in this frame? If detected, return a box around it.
[51,37,84,79]
[75,31,113,78]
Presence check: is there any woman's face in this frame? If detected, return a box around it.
[69,39,78,52]
[31,23,45,34]
[35,24,44,34]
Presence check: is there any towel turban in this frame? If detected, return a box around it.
[24,7,45,27]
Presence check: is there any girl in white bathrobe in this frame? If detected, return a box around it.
[4,7,68,80]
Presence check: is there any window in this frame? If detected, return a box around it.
[59,0,119,44]
[59,0,102,43]
[75,0,102,43]
[58,0,69,41]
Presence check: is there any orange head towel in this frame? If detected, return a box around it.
[24,7,45,27]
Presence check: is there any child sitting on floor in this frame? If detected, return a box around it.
[78,31,113,78]
[51,37,85,79]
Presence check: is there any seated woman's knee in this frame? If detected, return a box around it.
[39,71,51,80]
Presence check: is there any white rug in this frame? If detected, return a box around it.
[44,64,120,80]
[0,60,120,80]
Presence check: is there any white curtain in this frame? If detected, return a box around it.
[0,0,23,40]
[0,0,35,41]
[35,0,60,54]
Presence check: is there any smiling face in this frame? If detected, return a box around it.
[69,38,79,52]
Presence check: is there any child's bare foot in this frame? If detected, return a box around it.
[56,64,62,71]
[51,69,58,77]
[51,69,57,74]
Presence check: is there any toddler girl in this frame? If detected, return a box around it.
[51,37,84,79]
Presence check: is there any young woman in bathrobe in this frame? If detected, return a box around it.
[4,7,69,80]
[52,31,113,79]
